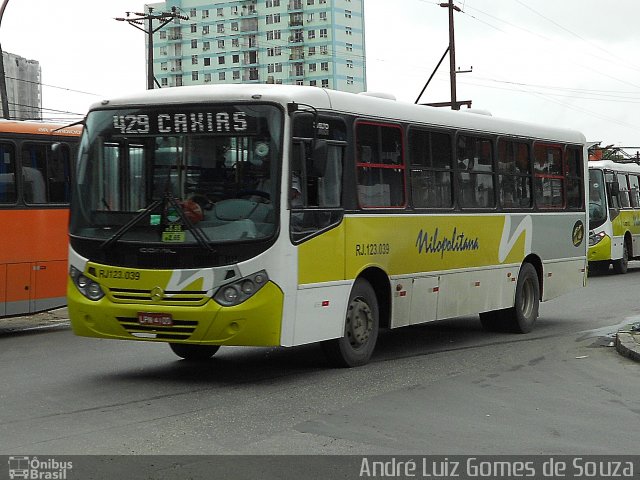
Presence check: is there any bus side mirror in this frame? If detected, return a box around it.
[310,139,328,176]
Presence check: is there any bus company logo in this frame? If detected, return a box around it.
[415,227,480,258]
[8,456,73,479]
[572,220,585,247]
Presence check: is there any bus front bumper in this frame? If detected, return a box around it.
[67,278,284,347]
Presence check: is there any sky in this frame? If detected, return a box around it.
[1,0,639,148]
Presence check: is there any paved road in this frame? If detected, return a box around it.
[0,267,639,456]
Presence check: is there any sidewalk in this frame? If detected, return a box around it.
[1,307,639,362]
[0,307,70,335]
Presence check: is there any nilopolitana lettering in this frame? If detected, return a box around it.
[415,227,479,258]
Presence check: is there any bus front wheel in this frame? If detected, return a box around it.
[612,241,629,274]
[169,343,220,361]
[322,278,379,368]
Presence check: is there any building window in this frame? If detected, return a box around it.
[274,30,281,39]
[160,46,168,56]
[160,62,168,71]
[205,73,211,82]
[309,63,317,72]
[346,26,352,35]
[232,38,239,47]
[218,56,225,65]
[321,62,328,71]
[191,40,198,48]
[217,24,224,33]
[347,76,354,85]
[203,9,209,18]
[267,31,274,40]
[320,45,328,54]
[321,79,328,88]
[203,41,211,51]
[310,80,317,86]
[266,14,273,24]
[274,13,281,23]
[320,11,327,20]
[233,70,240,80]
[192,71,199,81]
[268,64,275,73]
[192,55,198,65]
[346,43,353,52]
[232,54,239,63]
[159,31,166,39]
[307,13,314,22]
[307,0,315,4]
[275,63,282,72]
[296,80,304,85]
[308,30,315,39]
[217,39,224,49]
[218,72,224,81]
[204,57,211,66]
[190,8,196,17]
[320,28,327,38]
[295,63,304,76]
[346,60,353,68]
[216,8,222,17]
[203,25,210,35]
[345,10,351,18]
[231,6,238,15]
[161,78,168,86]
[191,24,197,33]
[176,75,183,86]
[309,46,316,56]
[231,22,239,31]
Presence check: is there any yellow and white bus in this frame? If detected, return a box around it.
[67,85,587,367]
[588,159,640,274]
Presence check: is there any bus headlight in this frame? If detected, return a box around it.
[214,270,269,307]
[589,231,607,247]
[70,266,105,301]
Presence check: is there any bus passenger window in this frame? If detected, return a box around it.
[628,175,640,208]
[534,144,564,208]
[497,139,531,209]
[356,122,405,208]
[22,144,48,204]
[617,173,631,208]
[0,143,16,203]
[409,129,453,208]
[457,135,495,208]
[565,146,583,209]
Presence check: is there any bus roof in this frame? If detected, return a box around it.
[0,119,82,137]
[588,159,640,173]
[91,84,586,145]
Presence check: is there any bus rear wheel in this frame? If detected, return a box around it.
[169,343,220,361]
[480,263,539,334]
[322,278,379,368]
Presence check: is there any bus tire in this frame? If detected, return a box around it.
[169,343,220,361]
[322,278,379,368]
[507,263,540,333]
[612,241,629,274]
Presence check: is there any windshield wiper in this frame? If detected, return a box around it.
[100,198,163,250]
[100,192,215,253]
[164,193,215,253]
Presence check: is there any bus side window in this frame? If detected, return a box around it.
[0,143,16,203]
[21,144,47,204]
[565,146,583,209]
[617,173,631,208]
[409,129,453,209]
[497,139,532,209]
[629,175,640,208]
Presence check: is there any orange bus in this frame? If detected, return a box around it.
[0,120,81,317]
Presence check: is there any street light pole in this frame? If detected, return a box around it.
[0,0,11,119]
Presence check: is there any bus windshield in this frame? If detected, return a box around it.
[589,169,607,228]
[70,104,282,246]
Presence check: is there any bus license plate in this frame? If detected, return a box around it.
[137,312,173,326]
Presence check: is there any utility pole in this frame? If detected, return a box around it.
[116,6,188,90]
[417,1,472,109]
[0,0,11,119]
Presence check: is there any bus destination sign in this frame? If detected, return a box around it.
[111,110,255,136]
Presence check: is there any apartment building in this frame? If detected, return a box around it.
[146,0,366,92]
[1,52,41,120]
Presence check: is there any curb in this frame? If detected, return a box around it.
[615,332,640,362]
[0,307,70,336]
